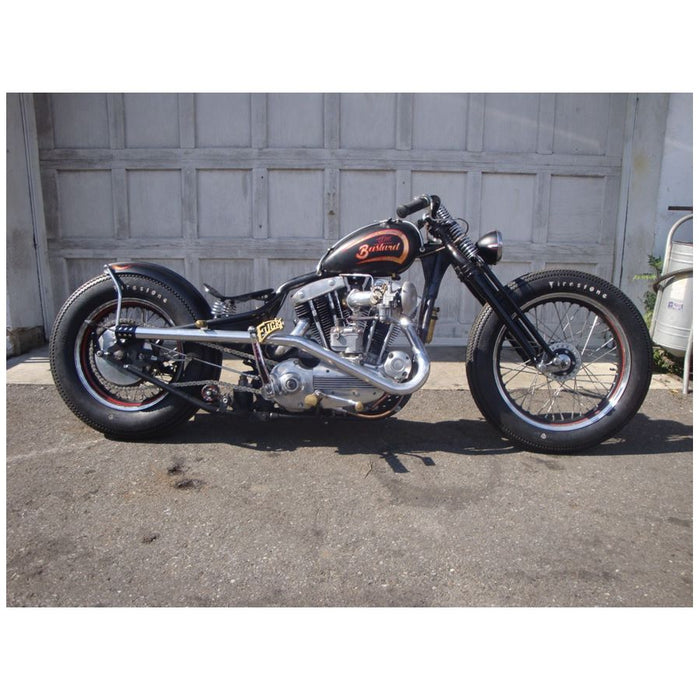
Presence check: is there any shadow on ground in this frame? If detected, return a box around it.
[124,402,692,473]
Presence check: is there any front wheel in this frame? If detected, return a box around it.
[466,270,653,453]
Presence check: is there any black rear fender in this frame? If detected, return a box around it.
[107,262,212,320]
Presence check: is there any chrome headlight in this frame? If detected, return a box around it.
[476,230,503,265]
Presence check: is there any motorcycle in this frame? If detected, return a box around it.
[49,194,653,453]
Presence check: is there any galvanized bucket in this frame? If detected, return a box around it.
[651,233,693,357]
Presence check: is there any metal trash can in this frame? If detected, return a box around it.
[650,213,693,392]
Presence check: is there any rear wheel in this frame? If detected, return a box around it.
[50,274,221,439]
[466,270,653,453]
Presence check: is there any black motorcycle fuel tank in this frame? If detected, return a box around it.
[319,220,422,276]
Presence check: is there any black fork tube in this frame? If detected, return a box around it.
[459,261,554,363]
[417,247,552,362]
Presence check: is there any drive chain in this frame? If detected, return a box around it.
[166,340,274,396]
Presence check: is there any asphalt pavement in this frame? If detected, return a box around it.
[5,346,693,607]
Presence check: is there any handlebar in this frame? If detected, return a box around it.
[396,194,434,218]
[399,194,478,262]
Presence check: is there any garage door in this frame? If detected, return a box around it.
[35,92,628,343]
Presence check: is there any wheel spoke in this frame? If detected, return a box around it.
[78,300,182,409]
[496,295,624,427]
[581,312,599,355]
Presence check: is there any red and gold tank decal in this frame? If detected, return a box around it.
[336,229,410,266]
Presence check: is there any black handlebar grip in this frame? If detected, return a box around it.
[396,195,431,218]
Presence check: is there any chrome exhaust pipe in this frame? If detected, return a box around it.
[131,317,430,396]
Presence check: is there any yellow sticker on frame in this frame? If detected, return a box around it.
[256,318,285,343]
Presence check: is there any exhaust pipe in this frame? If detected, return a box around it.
[130,317,430,396]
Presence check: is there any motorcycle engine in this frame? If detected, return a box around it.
[268,276,419,413]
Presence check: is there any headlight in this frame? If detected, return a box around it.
[476,230,503,265]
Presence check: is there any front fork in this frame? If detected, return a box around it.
[419,249,555,366]
[464,263,556,365]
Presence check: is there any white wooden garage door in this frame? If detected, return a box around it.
[35,92,627,343]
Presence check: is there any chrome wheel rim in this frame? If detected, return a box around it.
[74,300,185,411]
[493,294,631,431]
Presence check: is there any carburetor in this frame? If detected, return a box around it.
[345,279,419,323]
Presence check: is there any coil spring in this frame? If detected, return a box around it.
[435,203,478,260]
[211,298,237,317]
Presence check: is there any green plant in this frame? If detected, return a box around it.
[633,255,685,377]
[634,255,663,325]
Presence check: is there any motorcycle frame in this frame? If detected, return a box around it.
[109,240,551,369]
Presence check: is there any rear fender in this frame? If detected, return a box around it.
[107,261,212,320]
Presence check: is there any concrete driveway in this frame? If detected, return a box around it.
[5,347,693,607]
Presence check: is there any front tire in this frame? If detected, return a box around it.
[49,273,221,439]
[466,270,653,453]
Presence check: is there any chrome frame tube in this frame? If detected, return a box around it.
[104,265,124,324]
[131,317,430,396]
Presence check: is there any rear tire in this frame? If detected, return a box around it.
[466,270,653,453]
[49,273,221,439]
